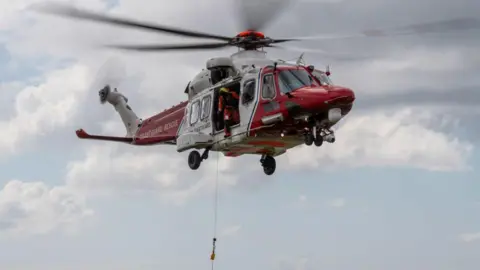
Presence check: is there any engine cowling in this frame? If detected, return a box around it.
[186,69,212,99]
[185,57,237,100]
[206,57,234,70]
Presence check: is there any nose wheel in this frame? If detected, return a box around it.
[304,128,335,147]
[260,155,276,175]
[304,133,314,146]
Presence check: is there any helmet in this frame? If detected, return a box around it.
[219,87,229,93]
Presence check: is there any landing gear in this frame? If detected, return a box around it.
[260,155,276,175]
[313,126,323,147]
[322,129,335,143]
[324,133,335,143]
[314,134,323,147]
[304,127,335,147]
[187,148,210,170]
[304,133,314,146]
[188,150,202,170]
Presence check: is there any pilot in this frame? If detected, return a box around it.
[218,87,239,138]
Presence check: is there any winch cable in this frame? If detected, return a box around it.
[210,151,220,268]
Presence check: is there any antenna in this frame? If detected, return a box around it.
[295,53,305,66]
[326,65,331,76]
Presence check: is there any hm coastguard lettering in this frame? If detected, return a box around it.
[138,119,179,138]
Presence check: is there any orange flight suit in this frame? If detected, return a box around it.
[218,87,239,137]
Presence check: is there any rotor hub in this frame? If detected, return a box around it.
[233,30,269,50]
[236,30,265,39]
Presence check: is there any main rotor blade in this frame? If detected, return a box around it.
[279,17,480,41]
[271,45,375,61]
[33,3,232,41]
[271,38,298,43]
[105,42,230,51]
[92,57,126,89]
[234,0,294,31]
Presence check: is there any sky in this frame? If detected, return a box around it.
[0,0,480,269]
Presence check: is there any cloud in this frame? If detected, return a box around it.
[0,180,93,237]
[0,0,478,240]
[220,224,242,237]
[458,232,480,243]
[282,108,472,172]
[275,257,309,270]
[64,143,258,204]
[327,198,346,208]
[333,46,478,94]
[0,63,92,158]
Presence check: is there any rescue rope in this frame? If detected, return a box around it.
[210,150,220,268]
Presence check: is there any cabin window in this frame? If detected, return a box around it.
[200,95,211,121]
[189,100,200,125]
[262,74,275,99]
[242,79,256,105]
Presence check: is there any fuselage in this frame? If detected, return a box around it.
[132,64,355,155]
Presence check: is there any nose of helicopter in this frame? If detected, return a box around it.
[328,86,355,102]
[285,86,355,115]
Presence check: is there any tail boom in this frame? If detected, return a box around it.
[76,98,187,146]
[134,101,187,143]
[75,128,176,145]
[76,129,134,143]
[77,86,188,146]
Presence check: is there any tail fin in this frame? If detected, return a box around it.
[99,85,142,137]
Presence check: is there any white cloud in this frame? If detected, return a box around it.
[283,108,472,172]
[0,180,93,237]
[275,257,309,270]
[333,46,480,96]
[0,63,92,157]
[220,224,242,237]
[459,232,480,243]
[327,198,346,208]
[294,258,308,270]
[64,143,255,204]
[0,0,477,241]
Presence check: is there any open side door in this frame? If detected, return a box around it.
[239,74,259,135]
[176,91,214,152]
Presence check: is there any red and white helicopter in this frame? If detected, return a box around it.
[36,3,479,175]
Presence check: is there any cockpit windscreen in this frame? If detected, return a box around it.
[277,68,319,94]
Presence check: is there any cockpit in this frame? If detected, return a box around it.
[277,67,320,94]
[310,69,333,86]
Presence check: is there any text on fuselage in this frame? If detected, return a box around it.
[138,119,179,138]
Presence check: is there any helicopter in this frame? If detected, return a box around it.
[35,3,480,175]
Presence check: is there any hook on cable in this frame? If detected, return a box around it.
[210,237,217,260]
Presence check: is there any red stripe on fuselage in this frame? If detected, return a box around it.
[134,101,187,144]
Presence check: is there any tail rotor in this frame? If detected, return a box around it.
[99,85,111,104]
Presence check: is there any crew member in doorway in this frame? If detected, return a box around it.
[218,87,239,138]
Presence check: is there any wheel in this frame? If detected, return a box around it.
[324,134,336,143]
[262,156,276,175]
[188,150,202,170]
[304,133,314,146]
[314,135,323,147]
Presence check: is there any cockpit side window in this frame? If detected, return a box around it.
[262,74,275,99]
[311,70,333,86]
